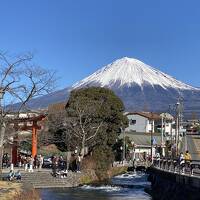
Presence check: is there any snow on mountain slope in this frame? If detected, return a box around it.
[72,57,198,91]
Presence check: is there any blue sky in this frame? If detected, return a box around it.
[1,0,200,89]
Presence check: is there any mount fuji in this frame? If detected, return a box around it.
[72,57,196,91]
[26,57,200,118]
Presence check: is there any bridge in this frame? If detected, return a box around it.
[148,157,200,199]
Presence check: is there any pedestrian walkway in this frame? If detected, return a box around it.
[2,168,82,189]
[185,135,200,160]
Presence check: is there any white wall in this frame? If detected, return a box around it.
[126,114,149,133]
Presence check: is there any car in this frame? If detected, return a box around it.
[42,157,52,168]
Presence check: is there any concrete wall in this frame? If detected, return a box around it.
[148,167,200,200]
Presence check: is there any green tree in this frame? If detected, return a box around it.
[65,87,128,154]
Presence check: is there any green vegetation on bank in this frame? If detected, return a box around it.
[79,166,128,185]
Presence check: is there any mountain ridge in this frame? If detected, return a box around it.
[21,57,200,119]
[72,57,198,91]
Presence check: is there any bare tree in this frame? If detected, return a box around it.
[65,99,105,155]
[0,51,56,173]
[40,107,67,147]
[46,87,128,158]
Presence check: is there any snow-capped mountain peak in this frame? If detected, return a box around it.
[72,57,198,91]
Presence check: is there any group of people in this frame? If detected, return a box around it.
[2,153,10,168]
[18,154,44,172]
[52,155,67,177]
[51,153,82,178]
[179,150,192,169]
[7,170,21,181]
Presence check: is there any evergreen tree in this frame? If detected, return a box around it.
[65,87,128,154]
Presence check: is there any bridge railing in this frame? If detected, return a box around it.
[153,158,200,176]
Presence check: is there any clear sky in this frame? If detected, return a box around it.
[1,0,200,89]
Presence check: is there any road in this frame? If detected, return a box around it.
[183,134,200,160]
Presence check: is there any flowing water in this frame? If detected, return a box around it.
[40,172,152,200]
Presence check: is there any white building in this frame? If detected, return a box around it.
[125,112,161,133]
[125,112,175,135]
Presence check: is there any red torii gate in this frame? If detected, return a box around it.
[12,114,46,164]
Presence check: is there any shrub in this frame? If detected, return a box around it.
[92,145,114,180]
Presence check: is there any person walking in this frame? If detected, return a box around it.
[184,150,191,171]
[184,150,191,162]
[66,151,71,171]
[24,157,28,171]
[76,154,82,173]
[52,156,58,177]
[39,155,43,171]
[28,156,34,172]
[179,152,185,173]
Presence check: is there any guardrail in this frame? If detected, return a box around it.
[153,158,200,176]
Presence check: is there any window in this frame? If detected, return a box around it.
[130,119,136,125]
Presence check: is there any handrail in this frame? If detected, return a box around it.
[153,158,200,176]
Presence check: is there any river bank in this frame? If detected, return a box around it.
[0,181,22,200]
[79,166,128,185]
[0,181,40,200]
[0,166,128,199]
[39,171,151,200]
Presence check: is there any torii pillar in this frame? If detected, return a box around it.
[32,121,38,158]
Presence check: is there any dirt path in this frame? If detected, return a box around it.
[0,181,22,200]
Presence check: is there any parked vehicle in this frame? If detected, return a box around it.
[42,157,52,168]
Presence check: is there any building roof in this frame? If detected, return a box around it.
[119,131,166,147]
[126,112,174,121]
[126,112,161,121]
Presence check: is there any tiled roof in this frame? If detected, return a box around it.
[126,112,161,120]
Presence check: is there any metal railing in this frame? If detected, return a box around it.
[153,158,200,176]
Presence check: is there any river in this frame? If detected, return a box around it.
[40,172,152,200]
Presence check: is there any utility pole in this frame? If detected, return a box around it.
[123,127,126,165]
[161,115,164,156]
[175,98,183,156]
[150,114,154,164]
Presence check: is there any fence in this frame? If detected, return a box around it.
[153,158,200,176]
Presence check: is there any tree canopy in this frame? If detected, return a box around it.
[48,87,128,154]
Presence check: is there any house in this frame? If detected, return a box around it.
[122,112,175,159]
[119,132,166,160]
[125,112,162,133]
[125,112,175,135]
